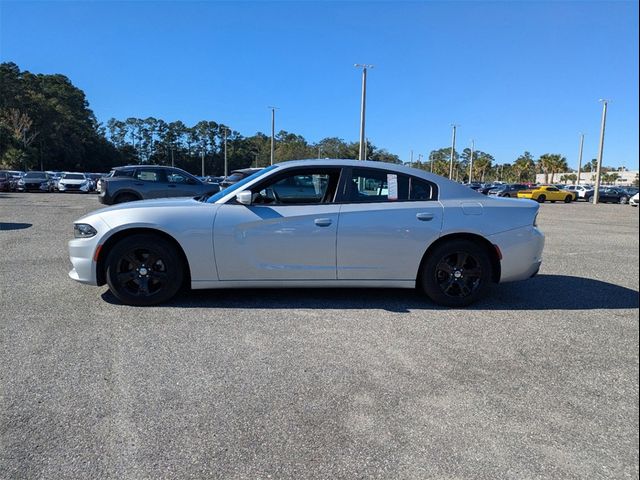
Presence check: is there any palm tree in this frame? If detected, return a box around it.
[514,152,535,182]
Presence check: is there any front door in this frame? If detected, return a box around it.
[213,168,342,281]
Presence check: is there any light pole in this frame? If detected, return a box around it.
[576,133,584,186]
[449,124,457,180]
[171,147,175,168]
[469,139,475,183]
[410,150,414,168]
[201,149,205,177]
[268,106,278,165]
[354,64,374,160]
[593,99,609,204]
[223,127,228,178]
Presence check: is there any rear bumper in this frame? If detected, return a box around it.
[488,225,545,283]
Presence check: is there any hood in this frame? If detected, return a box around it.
[89,196,204,216]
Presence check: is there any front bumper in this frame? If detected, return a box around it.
[488,225,545,283]
[68,217,110,285]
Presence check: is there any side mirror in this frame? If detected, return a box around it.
[236,190,253,206]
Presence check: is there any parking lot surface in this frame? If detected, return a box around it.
[1,192,638,479]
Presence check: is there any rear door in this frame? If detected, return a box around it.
[336,167,443,280]
[132,168,169,198]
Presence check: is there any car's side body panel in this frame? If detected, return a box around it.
[336,201,443,280]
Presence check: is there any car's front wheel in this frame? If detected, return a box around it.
[564,195,572,203]
[420,239,492,307]
[105,234,184,306]
[619,196,628,204]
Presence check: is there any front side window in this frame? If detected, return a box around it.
[252,169,340,205]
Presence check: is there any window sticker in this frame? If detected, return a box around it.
[387,174,398,201]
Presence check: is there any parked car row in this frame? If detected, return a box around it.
[0,170,111,193]
[464,181,638,205]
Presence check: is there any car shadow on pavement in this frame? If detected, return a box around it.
[0,222,32,231]
[101,274,639,312]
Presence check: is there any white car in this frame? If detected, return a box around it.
[630,193,639,207]
[68,160,544,307]
[564,184,593,200]
[58,172,92,193]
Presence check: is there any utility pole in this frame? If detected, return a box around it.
[593,100,609,204]
[469,139,475,183]
[576,133,584,185]
[354,64,374,160]
[223,127,228,178]
[171,147,175,168]
[449,124,457,180]
[201,150,205,177]
[268,106,278,165]
[410,150,414,168]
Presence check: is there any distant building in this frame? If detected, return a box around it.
[535,170,639,186]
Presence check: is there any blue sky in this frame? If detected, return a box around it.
[1,1,638,169]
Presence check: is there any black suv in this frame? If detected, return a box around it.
[99,166,220,205]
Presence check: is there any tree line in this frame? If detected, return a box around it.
[0,62,630,184]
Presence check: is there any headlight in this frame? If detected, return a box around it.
[74,223,97,238]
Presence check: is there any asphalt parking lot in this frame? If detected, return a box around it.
[1,192,638,479]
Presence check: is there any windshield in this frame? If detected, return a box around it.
[25,172,46,179]
[205,165,276,203]
[63,173,85,180]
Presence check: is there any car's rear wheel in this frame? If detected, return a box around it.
[114,193,139,204]
[420,239,492,307]
[503,193,511,198]
[564,195,572,203]
[619,196,628,204]
[105,234,183,306]
[537,195,546,203]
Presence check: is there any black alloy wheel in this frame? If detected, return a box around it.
[421,239,492,307]
[537,195,546,203]
[105,234,183,306]
[564,195,572,203]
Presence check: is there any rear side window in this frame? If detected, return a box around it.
[135,169,164,182]
[111,169,134,178]
[344,168,436,203]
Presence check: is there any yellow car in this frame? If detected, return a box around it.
[517,185,576,203]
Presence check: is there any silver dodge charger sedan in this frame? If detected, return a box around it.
[68,160,544,307]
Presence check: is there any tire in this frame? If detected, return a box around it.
[420,239,492,307]
[619,196,628,204]
[105,234,184,306]
[564,195,572,203]
[114,193,139,204]
[537,195,546,203]
[503,193,511,198]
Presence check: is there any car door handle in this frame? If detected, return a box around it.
[314,218,332,227]
[416,212,434,221]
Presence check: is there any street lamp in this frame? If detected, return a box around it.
[268,106,278,165]
[593,99,609,204]
[576,133,584,186]
[354,64,374,160]
[449,124,458,180]
[469,139,475,183]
